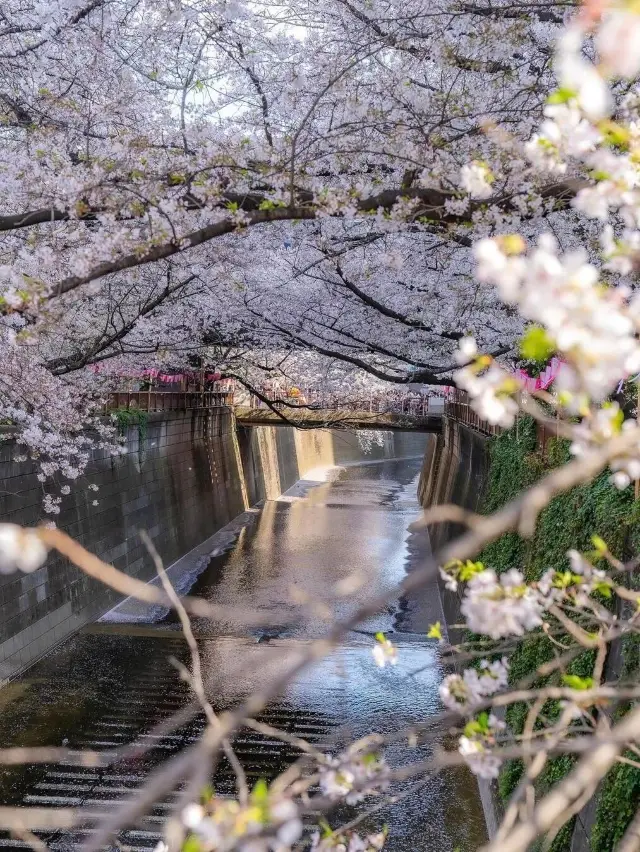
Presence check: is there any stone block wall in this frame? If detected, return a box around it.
[416,419,497,838]
[0,409,244,682]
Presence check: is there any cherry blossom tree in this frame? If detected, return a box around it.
[0,0,578,427]
[6,1,640,851]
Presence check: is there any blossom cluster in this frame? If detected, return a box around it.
[460,162,494,200]
[458,713,506,780]
[461,569,547,640]
[454,3,640,469]
[441,546,617,646]
[319,751,389,805]
[438,558,486,593]
[0,524,48,574]
[538,549,612,608]
[371,633,398,668]
[469,233,640,412]
[439,658,509,713]
[180,791,302,852]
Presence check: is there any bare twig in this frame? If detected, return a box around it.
[482,704,640,852]
[0,808,77,830]
[140,532,249,809]
[36,527,290,628]
[408,503,485,530]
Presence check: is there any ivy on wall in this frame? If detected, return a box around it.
[478,416,640,851]
[113,406,148,444]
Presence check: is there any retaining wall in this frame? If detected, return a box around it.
[418,418,488,573]
[416,418,497,835]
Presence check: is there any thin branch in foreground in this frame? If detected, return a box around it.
[36,526,293,628]
[140,531,249,833]
[482,703,640,852]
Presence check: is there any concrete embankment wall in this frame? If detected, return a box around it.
[0,412,423,681]
[416,419,498,835]
[417,418,489,642]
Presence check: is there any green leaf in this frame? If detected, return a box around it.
[251,778,269,804]
[182,834,201,852]
[458,559,485,581]
[317,818,333,839]
[546,86,577,105]
[427,621,443,640]
[593,579,612,598]
[464,711,490,737]
[520,326,555,363]
[562,674,594,691]
[599,119,631,150]
[591,535,608,554]
[199,784,214,804]
[590,169,612,182]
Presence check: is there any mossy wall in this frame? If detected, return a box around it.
[478,416,640,851]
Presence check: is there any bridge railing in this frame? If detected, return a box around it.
[105,388,507,438]
[104,387,446,416]
[444,391,502,436]
[241,391,446,417]
[444,391,562,453]
[105,391,233,412]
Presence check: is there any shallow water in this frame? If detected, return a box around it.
[0,455,487,851]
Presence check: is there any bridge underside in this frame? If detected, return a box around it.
[234,406,443,432]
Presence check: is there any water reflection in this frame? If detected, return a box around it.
[0,454,486,851]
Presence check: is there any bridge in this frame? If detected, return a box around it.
[234,405,443,432]
[105,389,500,436]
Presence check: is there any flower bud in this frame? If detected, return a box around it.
[0,525,48,574]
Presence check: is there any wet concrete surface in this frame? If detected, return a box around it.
[0,456,487,851]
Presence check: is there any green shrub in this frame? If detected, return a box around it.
[478,417,640,850]
[113,406,148,443]
[592,758,640,852]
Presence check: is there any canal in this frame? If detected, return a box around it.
[0,448,487,851]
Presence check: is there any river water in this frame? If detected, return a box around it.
[0,450,486,851]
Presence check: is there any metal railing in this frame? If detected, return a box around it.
[106,391,233,412]
[444,391,561,450]
[444,395,502,437]
[241,391,447,417]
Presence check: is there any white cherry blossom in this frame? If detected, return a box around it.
[372,635,398,668]
[461,569,546,639]
[0,525,48,574]
[596,7,640,79]
[556,26,612,120]
[319,753,389,805]
[460,163,494,200]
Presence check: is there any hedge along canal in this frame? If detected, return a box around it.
[477,415,640,852]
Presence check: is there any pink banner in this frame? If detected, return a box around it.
[87,366,223,382]
[516,357,563,392]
